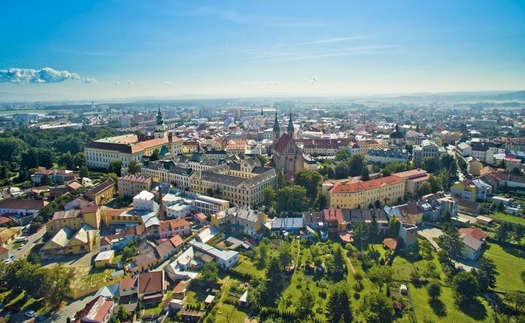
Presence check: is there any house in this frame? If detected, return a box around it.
[392,169,430,197]
[75,295,115,323]
[118,174,152,198]
[189,240,239,269]
[84,178,116,205]
[460,233,484,260]
[40,224,99,255]
[302,211,324,230]
[268,217,305,233]
[0,246,9,261]
[158,218,191,239]
[154,240,176,261]
[164,247,200,282]
[119,275,138,298]
[324,209,345,233]
[172,279,192,300]
[94,250,115,268]
[138,271,168,304]
[0,199,49,225]
[456,198,481,216]
[129,251,158,273]
[0,227,22,247]
[46,203,100,236]
[169,235,184,251]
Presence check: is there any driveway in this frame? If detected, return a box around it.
[417,227,443,250]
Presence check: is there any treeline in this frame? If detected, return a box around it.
[0,126,117,185]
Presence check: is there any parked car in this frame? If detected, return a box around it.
[10,307,22,314]
[4,259,12,265]
[9,255,15,260]
[17,245,23,250]
[25,310,36,317]
[35,315,46,321]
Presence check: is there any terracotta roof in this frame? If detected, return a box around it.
[139,271,164,295]
[459,228,487,241]
[86,179,115,196]
[82,203,98,214]
[274,133,292,154]
[324,209,344,225]
[155,240,175,258]
[100,236,112,247]
[0,217,12,225]
[338,231,354,243]
[169,235,184,248]
[383,238,398,251]
[159,218,191,232]
[52,209,82,220]
[120,275,138,290]
[329,176,404,194]
[0,246,8,255]
[0,199,48,210]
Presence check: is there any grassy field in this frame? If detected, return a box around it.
[484,243,525,292]
[410,283,493,323]
[488,211,525,225]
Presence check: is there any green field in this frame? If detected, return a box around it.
[488,211,525,225]
[484,243,525,292]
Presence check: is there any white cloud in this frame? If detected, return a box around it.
[125,80,133,85]
[165,81,175,86]
[83,78,97,84]
[0,67,79,84]
[115,81,120,85]
[310,77,318,85]
[267,82,279,86]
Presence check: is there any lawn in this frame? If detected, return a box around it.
[213,303,249,323]
[488,211,525,225]
[484,242,525,292]
[234,256,266,280]
[410,283,493,323]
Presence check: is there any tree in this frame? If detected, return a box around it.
[294,170,322,201]
[439,224,464,260]
[368,265,394,291]
[418,181,432,196]
[79,166,89,178]
[426,281,442,300]
[348,154,365,177]
[38,173,52,186]
[116,305,132,322]
[335,162,350,179]
[422,156,441,174]
[257,242,270,268]
[276,171,285,189]
[360,291,395,323]
[278,241,293,267]
[256,154,268,165]
[326,285,352,323]
[297,288,315,319]
[275,185,308,214]
[428,174,442,193]
[316,194,327,210]
[20,148,39,169]
[122,246,136,262]
[73,152,86,168]
[521,270,525,285]
[319,165,335,179]
[200,261,219,282]
[389,216,400,236]
[44,263,74,309]
[473,257,498,292]
[266,257,285,297]
[38,148,54,169]
[332,245,345,277]
[335,149,351,161]
[262,186,276,207]
[107,160,123,176]
[127,160,142,174]
[452,271,479,303]
[149,148,160,161]
[361,166,370,181]
[506,291,525,312]
[58,151,75,170]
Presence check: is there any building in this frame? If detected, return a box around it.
[75,295,115,323]
[40,224,99,255]
[84,179,116,205]
[30,167,77,185]
[138,271,168,304]
[469,141,505,165]
[412,140,447,167]
[365,148,408,165]
[324,176,405,209]
[356,139,381,155]
[393,169,430,197]
[389,124,405,148]
[118,174,152,198]
[158,218,191,239]
[0,199,48,217]
[85,109,183,169]
[271,112,304,176]
[189,240,239,270]
[210,206,268,239]
[46,204,101,235]
[94,250,115,268]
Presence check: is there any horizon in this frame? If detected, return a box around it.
[1,1,525,101]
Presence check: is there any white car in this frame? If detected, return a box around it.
[17,245,23,250]
[4,259,12,265]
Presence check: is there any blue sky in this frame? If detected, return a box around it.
[1,0,524,100]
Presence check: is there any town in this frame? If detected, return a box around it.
[0,95,524,323]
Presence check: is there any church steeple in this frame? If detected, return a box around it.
[287,111,294,136]
[156,106,164,125]
[154,106,166,138]
[261,108,264,116]
[273,112,280,133]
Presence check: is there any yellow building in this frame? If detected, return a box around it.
[46,204,101,236]
[356,139,381,155]
[101,207,142,226]
[211,206,269,238]
[85,179,117,206]
[94,250,115,268]
[85,110,183,169]
[325,176,405,209]
[41,224,98,255]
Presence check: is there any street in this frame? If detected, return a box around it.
[6,226,47,260]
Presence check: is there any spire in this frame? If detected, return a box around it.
[261,108,264,116]
[156,106,164,125]
[287,111,294,134]
[273,111,280,133]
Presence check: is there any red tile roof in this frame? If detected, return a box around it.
[459,228,487,241]
[169,235,184,248]
[324,209,344,225]
[139,271,164,295]
[329,176,404,194]
[383,238,398,250]
[120,275,138,290]
[274,133,292,154]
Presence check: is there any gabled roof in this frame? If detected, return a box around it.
[274,133,292,154]
[138,271,164,295]
[459,227,487,241]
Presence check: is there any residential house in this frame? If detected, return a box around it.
[0,199,48,225]
[118,174,152,198]
[119,275,138,298]
[0,227,22,247]
[342,208,390,234]
[158,218,191,239]
[40,224,99,255]
[392,169,430,197]
[84,178,116,205]
[189,240,239,270]
[75,296,115,323]
[138,271,168,304]
[412,140,447,167]
[94,250,115,268]
[323,209,345,233]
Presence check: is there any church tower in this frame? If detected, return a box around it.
[287,112,294,138]
[154,106,166,138]
[272,111,280,143]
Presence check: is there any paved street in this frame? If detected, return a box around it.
[417,227,443,250]
[6,226,47,260]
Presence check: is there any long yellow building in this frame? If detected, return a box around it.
[325,176,405,209]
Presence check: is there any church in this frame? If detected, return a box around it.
[271,112,305,178]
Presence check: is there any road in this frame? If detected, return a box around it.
[6,226,47,260]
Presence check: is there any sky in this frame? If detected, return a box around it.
[1,0,524,101]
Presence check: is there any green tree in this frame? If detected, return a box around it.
[116,305,132,322]
[389,216,401,236]
[73,152,86,168]
[368,265,394,291]
[44,263,74,309]
[426,281,442,300]
[452,271,479,303]
[294,170,322,201]
[428,174,442,193]
[127,160,142,174]
[332,245,345,277]
[506,291,525,312]
[473,257,498,292]
[327,284,352,323]
[439,224,464,260]
[262,186,276,207]
[40,174,52,186]
[335,162,350,179]
[418,181,432,196]
[335,149,351,161]
[58,151,75,170]
[422,156,441,174]
[149,148,160,161]
[360,291,395,323]
[319,165,335,179]
[316,194,327,210]
[348,154,365,177]
[361,166,370,181]
[276,185,308,214]
[122,246,136,262]
[20,148,39,169]
[79,166,90,178]
[107,160,123,176]
[266,257,285,297]
[200,261,219,282]
[256,154,268,165]
[278,241,293,267]
[297,288,315,319]
[257,241,270,268]
[277,171,285,189]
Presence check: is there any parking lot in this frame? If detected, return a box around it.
[417,227,443,250]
